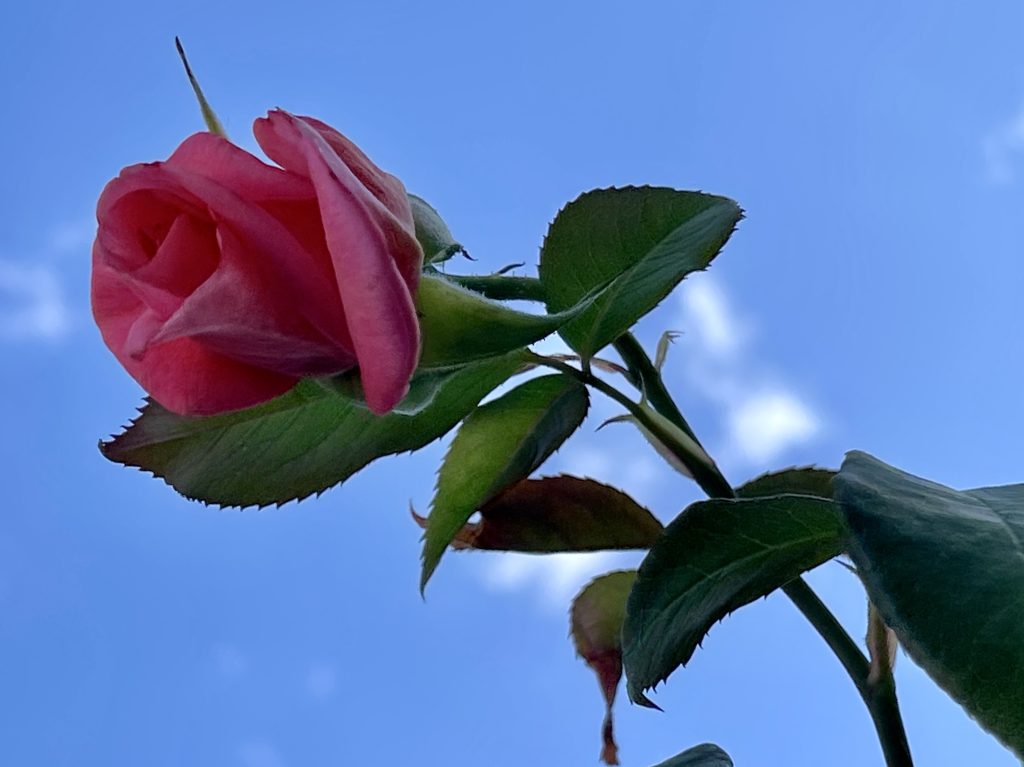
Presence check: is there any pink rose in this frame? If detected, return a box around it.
[91,110,422,416]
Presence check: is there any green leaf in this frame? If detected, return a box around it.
[420,374,589,591]
[650,744,734,767]
[571,570,637,766]
[314,364,475,416]
[834,451,1024,758]
[409,194,463,264]
[412,475,662,553]
[540,187,742,358]
[101,352,527,508]
[417,273,575,368]
[623,494,844,706]
[736,467,835,500]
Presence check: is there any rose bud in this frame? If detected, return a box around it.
[91,110,422,416]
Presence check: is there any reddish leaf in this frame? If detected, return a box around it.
[412,475,662,553]
[571,571,637,766]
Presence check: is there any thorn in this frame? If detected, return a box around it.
[596,414,632,432]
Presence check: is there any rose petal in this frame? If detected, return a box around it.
[151,223,356,376]
[255,111,422,413]
[95,167,203,273]
[133,336,297,416]
[126,212,218,320]
[92,252,295,415]
[299,117,412,223]
[168,132,314,204]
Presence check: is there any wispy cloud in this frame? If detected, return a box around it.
[983,102,1024,184]
[0,216,90,344]
[672,274,821,472]
[481,550,636,611]
[679,277,749,360]
[0,260,71,341]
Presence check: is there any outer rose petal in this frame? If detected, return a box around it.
[254,110,423,414]
[298,118,412,222]
[301,117,422,291]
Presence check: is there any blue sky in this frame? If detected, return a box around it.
[2,2,1023,765]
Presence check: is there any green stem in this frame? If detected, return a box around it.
[784,580,913,767]
[612,333,700,444]
[530,354,732,498]
[533,349,913,767]
[446,273,546,302]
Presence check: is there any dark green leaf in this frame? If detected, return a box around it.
[650,744,734,767]
[834,451,1024,758]
[736,467,835,500]
[623,494,844,706]
[409,194,463,263]
[412,475,662,553]
[101,352,526,508]
[540,187,742,358]
[417,274,575,368]
[571,570,637,766]
[420,374,589,590]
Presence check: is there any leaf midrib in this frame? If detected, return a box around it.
[966,491,1024,566]
[480,382,585,501]
[576,204,727,354]
[630,506,840,682]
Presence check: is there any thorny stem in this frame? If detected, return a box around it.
[529,354,732,498]
[531,348,914,767]
[612,333,701,445]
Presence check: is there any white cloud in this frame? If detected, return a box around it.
[726,391,819,465]
[474,275,818,608]
[680,277,748,359]
[0,260,70,341]
[482,551,628,610]
[674,274,821,471]
[238,741,284,767]
[305,663,338,700]
[983,102,1024,184]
